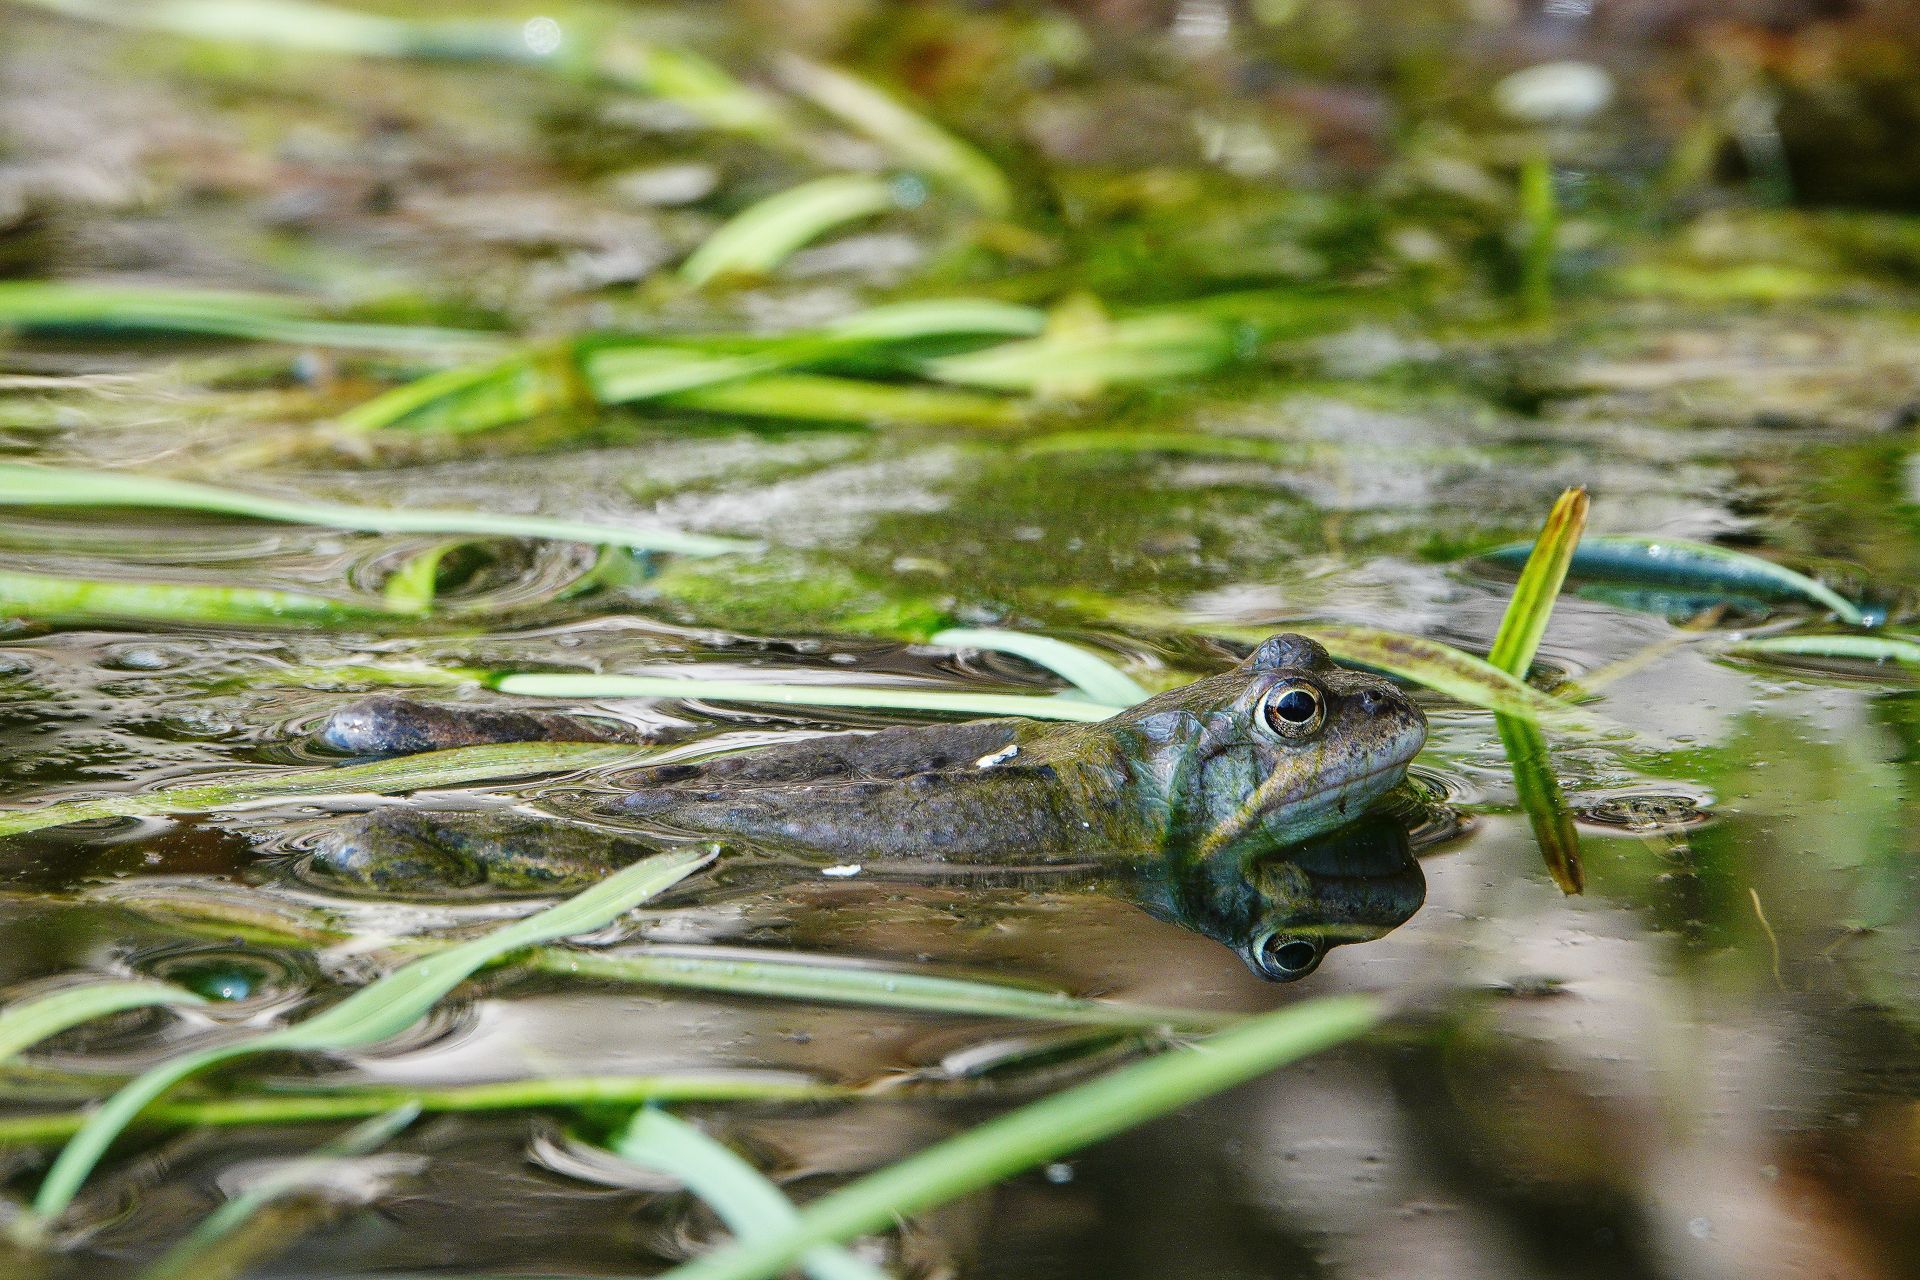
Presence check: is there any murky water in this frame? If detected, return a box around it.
[5,3,1920,1277]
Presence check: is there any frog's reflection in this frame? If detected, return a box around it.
[1127,810,1424,981]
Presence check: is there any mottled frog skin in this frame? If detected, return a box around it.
[319,633,1424,869]
[607,633,1425,865]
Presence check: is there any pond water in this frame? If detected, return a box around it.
[3,2,1920,1278]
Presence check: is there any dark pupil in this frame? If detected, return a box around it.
[1266,939,1319,975]
[1274,689,1319,724]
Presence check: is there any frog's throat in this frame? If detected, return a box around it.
[1192,752,1410,861]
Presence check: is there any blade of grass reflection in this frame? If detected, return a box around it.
[0,742,641,838]
[0,1073,841,1146]
[0,281,493,350]
[611,1110,889,1280]
[1485,487,1589,894]
[0,982,204,1065]
[0,567,410,628]
[929,628,1151,706]
[135,1105,421,1280]
[21,848,712,1231]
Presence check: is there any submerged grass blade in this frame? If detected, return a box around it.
[613,1110,888,1280]
[658,995,1384,1280]
[777,56,1011,215]
[525,949,1232,1032]
[0,1074,841,1147]
[137,1106,421,1280]
[931,628,1151,706]
[23,848,712,1230]
[681,175,903,286]
[0,566,405,627]
[0,982,203,1065]
[1486,486,1588,677]
[1484,534,1871,627]
[489,672,1120,721]
[0,463,752,558]
[0,742,637,839]
[1018,430,1330,465]
[0,281,489,350]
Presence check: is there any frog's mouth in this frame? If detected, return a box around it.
[1287,749,1420,815]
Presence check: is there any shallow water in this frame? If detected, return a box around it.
[5,2,1920,1278]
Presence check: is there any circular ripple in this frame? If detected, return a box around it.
[347,537,600,614]
[1577,790,1716,833]
[125,941,318,1018]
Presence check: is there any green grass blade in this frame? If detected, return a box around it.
[612,1110,888,1280]
[0,1074,842,1147]
[525,949,1233,1031]
[777,57,1011,215]
[1486,486,1588,677]
[0,982,203,1065]
[658,995,1384,1280]
[0,566,406,627]
[931,628,1150,706]
[335,346,584,434]
[138,1105,420,1280]
[0,463,752,558]
[488,672,1119,721]
[923,313,1237,396]
[0,742,638,838]
[681,175,903,286]
[380,541,457,613]
[0,281,489,350]
[24,849,711,1230]
[1483,534,1871,627]
[11,0,533,60]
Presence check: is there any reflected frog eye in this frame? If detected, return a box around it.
[1249,931,1323,982]
[1258,680,1326,739]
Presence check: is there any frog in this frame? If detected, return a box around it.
[318,632,1423,864]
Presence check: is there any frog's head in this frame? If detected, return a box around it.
[1111,633,1426,861]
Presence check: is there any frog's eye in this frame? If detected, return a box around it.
[1247,931,1323,982]
[1257,680,1326,739]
